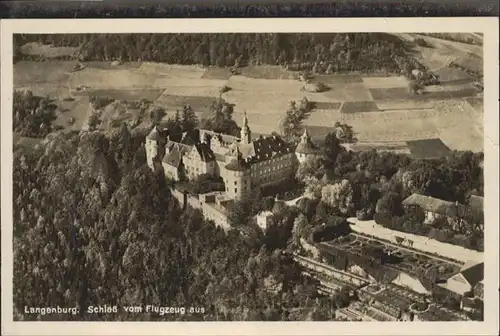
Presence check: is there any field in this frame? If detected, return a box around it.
[20,42,79,59]
[14,61,75,86]
[466,97,483,113]
[405,139,451,159]
[15,36,484,154]
[341,101,379,114]
[238,65,296,80]
[73,89,165,101]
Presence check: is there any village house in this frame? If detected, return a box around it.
[439,260,484,297]
[402,193,482,230]
[256,210,274,232]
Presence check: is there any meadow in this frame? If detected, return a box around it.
[14,53,484,153]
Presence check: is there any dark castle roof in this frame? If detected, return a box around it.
[194,143,215,162]
[168,129,200,145]
[236,135,293,164]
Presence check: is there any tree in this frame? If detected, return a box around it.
[375,192,403,217]
[150,106,166,125]
[181,105,198,131]
[323,131,342,165]
[320,180,355,216]
[87,113,101,131]
[227,200,252,228]
[201,99,240,136]
[296,156,325,182]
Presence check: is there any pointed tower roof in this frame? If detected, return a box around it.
[243,110,249,127]
[295,128,319,154]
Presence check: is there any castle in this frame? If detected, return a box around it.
[145,112,321,201]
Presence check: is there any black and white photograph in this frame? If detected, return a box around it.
[1,18,498,336]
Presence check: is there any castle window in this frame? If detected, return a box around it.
[234,188,237,193]
[234,181,237,185]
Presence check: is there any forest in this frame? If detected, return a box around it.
[13,90,59,138]
[13,123,359,321]
[14,33,421,74]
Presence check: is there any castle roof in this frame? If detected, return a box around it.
[200,129,239,145]
[295,129,320,154]
[194,143,215,162]
[234,134,292,164]
[225,148,249,172]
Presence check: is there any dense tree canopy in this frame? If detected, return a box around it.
[13,128,344,321]
[13,90,58,138]
[15,33,421,74]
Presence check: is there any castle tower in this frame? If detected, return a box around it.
[224,147,251,201]
[240,111,252,144]
[145,126,161,170]
[295,128,319,164]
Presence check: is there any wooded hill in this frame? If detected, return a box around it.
[14,33,421,74]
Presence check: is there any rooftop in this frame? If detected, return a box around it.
[402,193,467,218]
[295,128,320,155]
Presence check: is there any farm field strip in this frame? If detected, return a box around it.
[152,77,228,88]
[375,100,435,110]
[439,127,484,152]
[321,84,374,102]
[313,74,364,85]
[69,69,165,90]
[238,65,296,80]
[223,91,306,111]
[154,94,218,112]
[411,34,483,56]
[361,76,409,88]
[72,88,166,102]
[14,61,76,86]
[433,67,473,84]
[137,62,206,78]
[225,75,303,92]
[15,84,71,99]
[158,86,221,98]
[201,68,233,80]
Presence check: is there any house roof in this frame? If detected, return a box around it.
[402,193,466,217]
[460,261,484,286]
